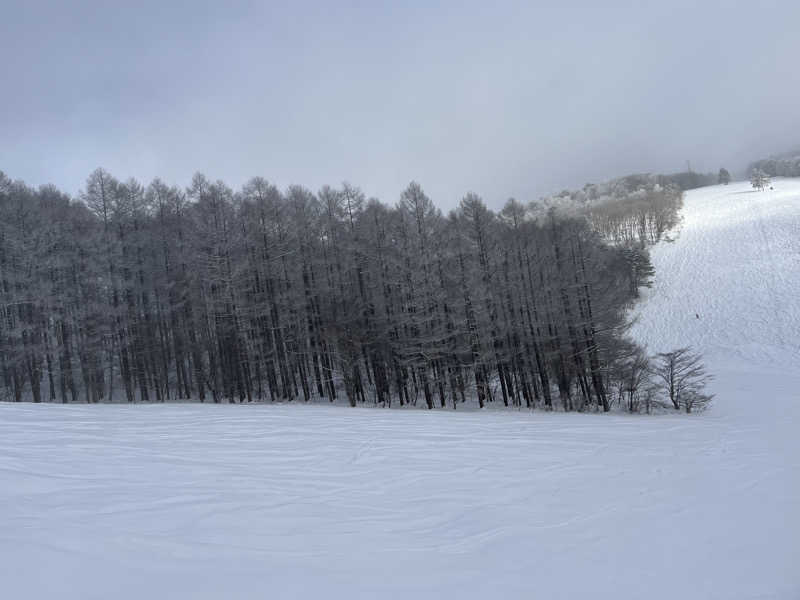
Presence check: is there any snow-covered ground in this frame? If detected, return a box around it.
[630,178,800,371]
[1,180,798,599]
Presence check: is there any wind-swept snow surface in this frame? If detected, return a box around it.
[1,181,799,599]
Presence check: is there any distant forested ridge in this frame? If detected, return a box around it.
[0,169,681,410]
[748,150,800,177]
[657,171,717,191]
[540,174,683,246]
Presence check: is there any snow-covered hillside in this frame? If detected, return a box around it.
[630,178,800,372]
[1,181,798,599]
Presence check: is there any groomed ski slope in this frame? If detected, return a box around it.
[1,180,799,599]
[630,178,800,371]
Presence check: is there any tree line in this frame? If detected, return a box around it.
[540,173,684,247]
[0,168,700,411]
[748,151,800,178]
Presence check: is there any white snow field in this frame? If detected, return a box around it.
[1,180,799,599]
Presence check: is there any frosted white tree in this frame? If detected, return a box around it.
[750,169,770,191]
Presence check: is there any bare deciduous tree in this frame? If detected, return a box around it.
[0,168,691,413]
[652,347,713,413]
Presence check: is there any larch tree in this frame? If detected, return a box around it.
[0,168,695,414]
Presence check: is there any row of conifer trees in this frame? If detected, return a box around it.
[0,169,679,409]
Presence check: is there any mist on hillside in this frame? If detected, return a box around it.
[2,0,799,207]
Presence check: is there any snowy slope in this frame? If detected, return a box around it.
[630,178,800,372]
[1,181,799,599]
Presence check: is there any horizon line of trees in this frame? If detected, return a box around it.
[657,171,718,191]
[0,168,700,412]
[748,152,800,178]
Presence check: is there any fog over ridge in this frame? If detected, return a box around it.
[2,0,799,208]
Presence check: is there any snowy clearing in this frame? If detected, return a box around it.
[1,180,799,599]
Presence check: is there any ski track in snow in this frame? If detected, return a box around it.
[1,180,799,599]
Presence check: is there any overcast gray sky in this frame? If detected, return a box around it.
[2,0,799,209]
